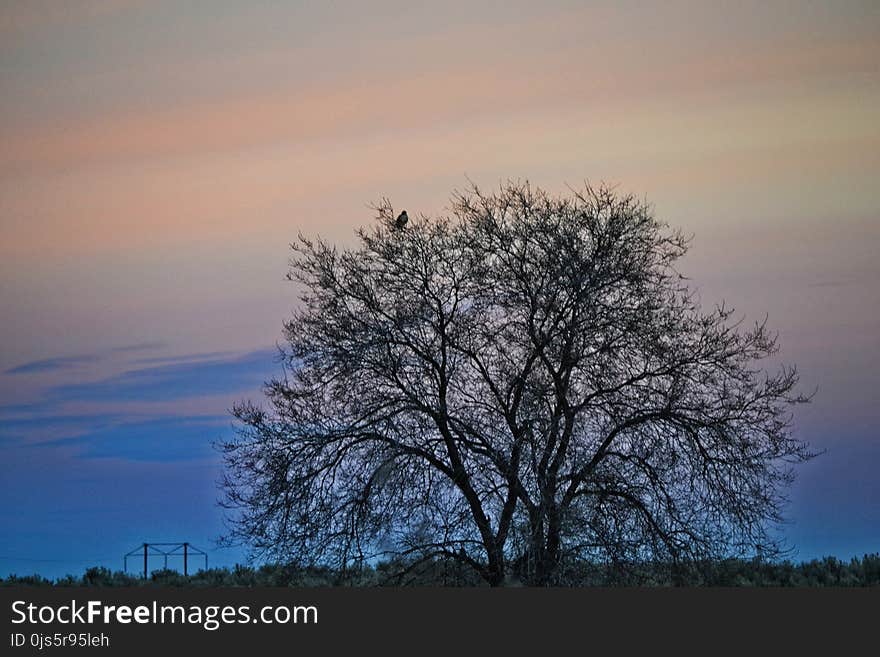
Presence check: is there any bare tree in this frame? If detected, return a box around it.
[219,181,813,586]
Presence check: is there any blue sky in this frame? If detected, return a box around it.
[0,346,278,577]
[0,337,877,579]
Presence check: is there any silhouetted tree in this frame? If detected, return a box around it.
[219,181,813,586]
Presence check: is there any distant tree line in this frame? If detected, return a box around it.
[3,554,879,587]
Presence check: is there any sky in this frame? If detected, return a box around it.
[1,0,878,578]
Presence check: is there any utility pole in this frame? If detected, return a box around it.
[124,542,206,578]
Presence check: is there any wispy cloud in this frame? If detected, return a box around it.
[132,350,236,366]
[3,341,163,374]
[4,354,99,375]
[109,341,166,353]
[0,411,126,446]
[0,347,278,461]
[37,416,227,462]
[48,348,277,404]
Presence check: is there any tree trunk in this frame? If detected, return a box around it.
[526,512,562,586]
[485,548,505,587]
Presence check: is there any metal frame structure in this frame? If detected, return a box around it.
[123,542,207,579]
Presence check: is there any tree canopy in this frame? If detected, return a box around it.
[219,182,813,586]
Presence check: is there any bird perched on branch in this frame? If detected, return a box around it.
[395,210,409,230]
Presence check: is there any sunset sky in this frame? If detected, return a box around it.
[1,0,878,577]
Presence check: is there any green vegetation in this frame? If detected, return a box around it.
[3,554,879,587]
